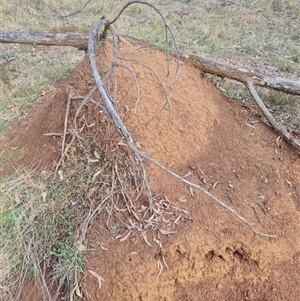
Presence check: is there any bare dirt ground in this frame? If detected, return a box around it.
[2,41,300,301]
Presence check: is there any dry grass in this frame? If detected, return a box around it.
[1,0,299,299]
[0,126,145,300]
[1,152,96,300]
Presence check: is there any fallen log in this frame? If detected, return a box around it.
[181,52,300,96]
[0,30,89,50]
[1,29,300,96]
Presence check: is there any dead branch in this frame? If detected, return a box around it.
[181,52,300,95]
[246,81,300,151]
[88,18,133,142]
[179,52,300,150]
[40,0,92,19]
[0,30,89,50]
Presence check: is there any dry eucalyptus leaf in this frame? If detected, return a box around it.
[157,260,163,276]
[88,270,104,290]
[41,191,47,202]
[58,170,64,181]
[178,197,187,202]
[142,233,153,247]
[120,231,131,242]
[75,286,83,298]
[189,186,194,197]
[159,229,175,235]
[14,193,21,204]
[77,243,87,252]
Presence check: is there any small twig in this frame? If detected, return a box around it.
[78,196,110,245]
[256,201,267,215]
[74,87,97,130]
[118,56,169,115]
[41,0,92,19]
[135,152,153,211]
[56,94,92,174]
[107,166,118,224]
[117,64,140,113]
[43,132,63,136]
[55,94,72,173]
[243,199,260,223]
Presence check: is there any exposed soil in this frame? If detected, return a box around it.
[2,41,300,301]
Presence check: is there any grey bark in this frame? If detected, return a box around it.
[0,30,89,50]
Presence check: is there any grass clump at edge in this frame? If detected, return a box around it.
[0,143,123,300]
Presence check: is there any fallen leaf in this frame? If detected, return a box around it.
[120,231,131,242]
[75,286,83,298]
[142,232,153,247]
[58,170,64,181]
[189,186,194,197]
[159,229,175,235]
[162,255,169,269]
[157,260,163,276]
[178,197,187,202]
[285,178,292,187]
[77,243,87,252]
[97,242,109,251]
[88,270,104,290]
[212,182,221,189]
[94,150,100,159]
[171,206,189,215]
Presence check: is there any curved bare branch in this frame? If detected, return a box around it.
[246,81,300,151]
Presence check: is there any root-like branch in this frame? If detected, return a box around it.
[116,64,140,113]
[118,56,169,114]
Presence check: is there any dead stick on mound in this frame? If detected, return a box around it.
[87,2,275,237]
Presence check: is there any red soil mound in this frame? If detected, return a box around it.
[2,41,299,301]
